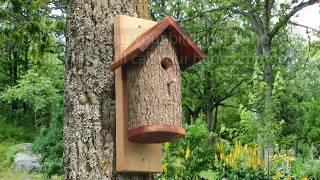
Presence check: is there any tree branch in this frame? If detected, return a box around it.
[219,103,239,109]
[177,6,252,22]
[213,79,246,107]
[242,0,265,36]
[263,0,275,33]
[219,103,258,113]
[270,0,320,38]
[289,21,320,33]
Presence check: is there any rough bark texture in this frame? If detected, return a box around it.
[64,0,153,179]
[132,0,150,19]
[126,34,182,130]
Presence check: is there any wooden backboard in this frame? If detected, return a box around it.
[114,15,162,173]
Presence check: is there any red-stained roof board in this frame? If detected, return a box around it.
[109,16,205,71]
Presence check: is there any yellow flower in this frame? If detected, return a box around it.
[162,163,168,173]
[185,144,190,160]
[273,171,282,180]
[176,158,181,166]
[303,177,308,180]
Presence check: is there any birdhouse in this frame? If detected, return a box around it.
[111,16,204,143]
[111,15,204,172]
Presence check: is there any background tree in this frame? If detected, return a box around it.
[152,0,320,163]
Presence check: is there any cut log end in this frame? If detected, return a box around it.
[128,125,185,143]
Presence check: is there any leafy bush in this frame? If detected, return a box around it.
[158,119,268,179]
[199,169,219,180]
[216,142,263,170]
[158,120,267,179]
[33,113,63,177]
[292,158,320,179]
[158,120,215,179]
[205,141,267,179]
[0,116,36,142]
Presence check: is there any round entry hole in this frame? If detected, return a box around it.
[161,57,173,70]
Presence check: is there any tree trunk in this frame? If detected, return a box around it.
[11,51,18,119]
[256,35,273,166]
[206,105,213,131]
[184,108,191,124]
[63,0,152,179]
[23,37,29,113]
[211,106,218,132]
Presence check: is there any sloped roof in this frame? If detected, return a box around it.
[109,16,205,71]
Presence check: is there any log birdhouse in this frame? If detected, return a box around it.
[111,15,204,172]
[111,16,204,143]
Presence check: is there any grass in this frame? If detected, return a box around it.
[0,166,45,180]
[0,141,63,180]
[0,166,63,180]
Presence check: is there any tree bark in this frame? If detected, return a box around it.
[11,51,18,117]
[63,0,152,179]
[206,105,213,131]
[211,106,218,132]
[184,108,191,124]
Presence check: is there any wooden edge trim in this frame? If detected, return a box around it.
[128,125,185,139]
[166,17,205,59]
[110,48,142,70]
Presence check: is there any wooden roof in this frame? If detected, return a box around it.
[110,16,205,71]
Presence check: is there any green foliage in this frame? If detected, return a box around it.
[209,141,267,179]
[159,120,267,179]
[0,141,63,179]
[0,168,44,180]
[303,99,320,144]
[292,158,320,179]
[0,0,65,177]
[2,71,58,112]
[0,141,19,167]
[159,119,215,179]
[200,166,268,180]
[238,105,257,144]
[1,53,63,121]
[1,144,20,167]
[33,113,63,177]
[0,116,36,142]
[199,169,219,180]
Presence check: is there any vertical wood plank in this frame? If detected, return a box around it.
[114,15,162,173]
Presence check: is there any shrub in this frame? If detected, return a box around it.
[158,120,215,179]
[208,141,267,179]
[292,158,320,179]
[158,120,268,179]
[0,116,36,142]
[32,113,63,177]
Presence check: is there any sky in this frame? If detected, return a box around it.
[287,3,320,40]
